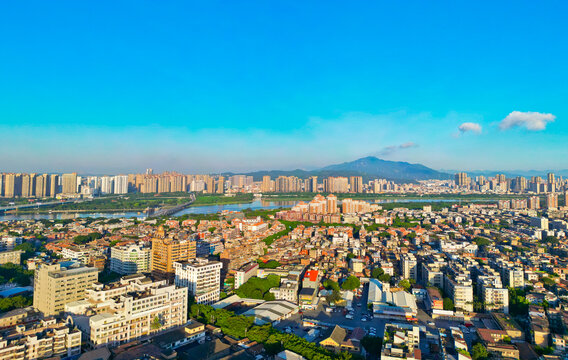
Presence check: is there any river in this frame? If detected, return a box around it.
[0,198,489,221]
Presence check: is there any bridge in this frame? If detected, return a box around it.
[0,199,78,214]
[147,192,196,218]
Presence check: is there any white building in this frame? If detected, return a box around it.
[174,258,222,305]
[66,274,188,349]
[110,244,151,275]
[113,175,128,194]
[235,262,259,289]
[368,279,417,320]
[100,176,114,195]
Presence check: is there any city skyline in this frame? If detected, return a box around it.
[2,1,567,173]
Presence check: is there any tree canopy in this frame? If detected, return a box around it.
[235,275,280,300]
[341,276,361,290]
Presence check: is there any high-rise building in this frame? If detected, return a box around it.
[261,175,272,192]
[528,196,540,210]
[216,176,225,194]
[326,194,338,214]
[151,227,196,280]
[174,258,222,305]
[33,262,98,316]
[349,176,363,193]
[307,176,318,193]
[325,177,349,193]
[113,175,128,194]
[100,176,114,194]
[401,254,418,281]
[455,172,469,187]
[35,174,48,198]
[49,174,59,197]
[4,173,22,198]
[514,176,527,193]
[21,173,35,198]
[546,193,558,209]
[0,173,4,197]
[61,173,78,194]
[548,173,556,193]
[110,244,151,275]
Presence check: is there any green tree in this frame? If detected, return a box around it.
[472,343,488,360]
[399,279,411,292]
[473,237,492,246]
[443,297,454,311]
[378,273,392,283]
[371,267,384,279]
[150,316,161,330]
[326,289,342,304]
[257,260,281,269]
[341,276,361,290]
[247,324,272,343]
[323,279,340,291]
[221,315,254,339]
[235,275,280,299]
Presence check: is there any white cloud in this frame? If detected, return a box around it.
[377,142,418,156]
[499,111,556,131]
[458,122,482,134]
[400,141,418,148]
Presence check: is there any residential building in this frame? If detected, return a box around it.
[381,323,421,360]
[235,262,259,289]
[0,250,22,265]
[33,262,98,316]
[0,318,82,360]
[174,258,222,305]
[66,274,188,348]
[150,227,196,280]
[110,244,151,275]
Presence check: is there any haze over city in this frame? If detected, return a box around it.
[1,1,567,173]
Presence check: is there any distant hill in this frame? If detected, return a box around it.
[318,156,451,181]
[225,156,451,182]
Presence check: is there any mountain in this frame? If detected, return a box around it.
[318,156,451,181]
[225,156,451,182]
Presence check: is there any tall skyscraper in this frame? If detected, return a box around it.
[4,173,21,198]
[350,176,363,193]
[548,173,556,193]
[113,175,128,194]
[261,175,272,192]
[49,174,59,197]
[35,174,48,198]
[326,194,338,214]
[547,193,558,210]
[100,176,114,194]
[528,196,540,210]
[216,176,225,194]
[61,173,78,194]
[455,172,469,187]
[307,176,318,193]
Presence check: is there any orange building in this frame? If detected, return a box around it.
[151,226,196,280]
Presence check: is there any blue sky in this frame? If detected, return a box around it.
[1,1,567,174]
